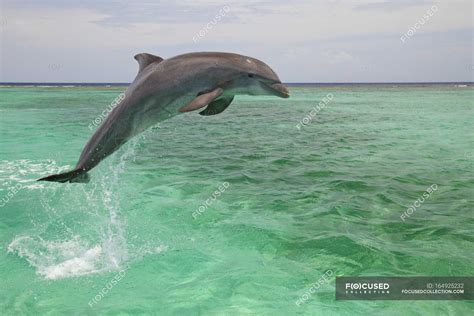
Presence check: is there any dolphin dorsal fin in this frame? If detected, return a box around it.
[134,53,164,73]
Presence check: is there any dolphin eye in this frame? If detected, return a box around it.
[248,74,254,78]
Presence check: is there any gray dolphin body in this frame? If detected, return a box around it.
[38,52,289,183]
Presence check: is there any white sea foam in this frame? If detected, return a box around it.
[154,245,168,253]
[0,159,71,190]
[8,234,167,279]
[8,236,104,279]
[6,141,167,280]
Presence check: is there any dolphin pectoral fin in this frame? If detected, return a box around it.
[199,96,234,116]
[179,88,224,113]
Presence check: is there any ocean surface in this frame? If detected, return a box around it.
[0,84,472,315]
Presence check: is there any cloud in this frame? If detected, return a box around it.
[1,0,472,82]
[354,0,435,11]
[323,50,356,64]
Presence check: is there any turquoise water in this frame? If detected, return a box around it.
[0,84,473,315]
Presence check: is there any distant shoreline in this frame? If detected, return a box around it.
[0,82,472,87]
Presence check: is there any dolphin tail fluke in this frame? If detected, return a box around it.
[37,169,90,183]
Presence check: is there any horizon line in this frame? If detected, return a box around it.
[0,81,473,86]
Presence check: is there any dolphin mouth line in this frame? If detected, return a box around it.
[269,82,290,98]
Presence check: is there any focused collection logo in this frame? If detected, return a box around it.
[344,282,390,294]
[337,277,472,300]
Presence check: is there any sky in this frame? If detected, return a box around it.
[0,0,472,83]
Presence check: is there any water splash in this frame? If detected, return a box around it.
[8,235,103,279]
[0,159,71,190]
[7,136,166,279]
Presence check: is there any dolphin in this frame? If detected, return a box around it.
[38,52,290,183]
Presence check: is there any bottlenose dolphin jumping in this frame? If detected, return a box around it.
[38,52,290,183]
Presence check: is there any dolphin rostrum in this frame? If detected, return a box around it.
[38,52,290,183]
